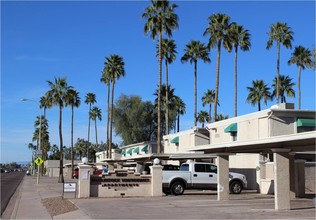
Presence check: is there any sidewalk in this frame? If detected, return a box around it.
[3,176,90,219]
[2,175,316,219]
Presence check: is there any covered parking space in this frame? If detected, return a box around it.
[189,131,316,210]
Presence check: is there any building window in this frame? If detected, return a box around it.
[231,132,237,141]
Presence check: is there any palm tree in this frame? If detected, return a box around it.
[143,0,179,153]
[201,89,219,123]
[100,67,111,158]
[157,38,177,135]
[229,23,251,117]
[246,80,272,111]
[288,45,313,109]
[84,92,96,159]
[181,40,210,126]
[66,89,80,179]
[90,106,102,149]
[216,113,229,121]
[272,75,295,103]
[104,54,125,158]
[45,77,72,183]
[33,115,49,175]
[204,13,232,122]
[266,22,294,104]
[154,84,178,135]
[173,96,186,132]
[197,110,210,128]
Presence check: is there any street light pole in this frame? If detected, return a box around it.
[22,98,42,185]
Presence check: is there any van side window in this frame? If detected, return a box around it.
[180,164,189,171]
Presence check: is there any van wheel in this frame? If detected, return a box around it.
[230,181,242,194]
[170,182,184,195]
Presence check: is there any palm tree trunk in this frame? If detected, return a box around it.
[276,41,280,104]
[209,104,212,123]
[194,60,197,126]
[214,41,221,122]
[298,66,301,109]
[165,60,169,135]
[87,104,91,159]
[71,105,74,179]
[157,32,162,153]
[258,101,261,111]
[109,80,115,159]
[234,46,238,117]
[177,111,180,132]
[58,106,64,183]
[95,120,98,148]
[106,82,110,158]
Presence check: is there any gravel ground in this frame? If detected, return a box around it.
[42,196,78,217]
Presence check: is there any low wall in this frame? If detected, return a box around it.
[78,165,163,198]
[90,170,152,197]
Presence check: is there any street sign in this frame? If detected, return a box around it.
[34,157,44,166]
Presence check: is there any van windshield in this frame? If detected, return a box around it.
[180,164,189,171]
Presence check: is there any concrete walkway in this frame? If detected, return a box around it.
[2,175,315,219]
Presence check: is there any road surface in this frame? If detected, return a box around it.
[1,171,25,215]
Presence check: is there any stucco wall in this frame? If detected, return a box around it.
[229,154,261,190]
[270,117,295,137]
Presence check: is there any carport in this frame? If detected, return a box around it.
[189,131,316,210]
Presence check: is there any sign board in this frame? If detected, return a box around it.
[63,183,77,192]
[34,157,44,166]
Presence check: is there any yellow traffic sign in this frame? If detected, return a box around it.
[34,157,44,166]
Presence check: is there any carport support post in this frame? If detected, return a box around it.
[289,152,296,199]
[216,154,230,201]
[272,149,291,210]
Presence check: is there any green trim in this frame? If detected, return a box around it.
[297,118,316,127]
[224,123,237,133]
[133,147,140,154]
[126,148,133,155]
[121,149,126,155]
[141,145,148,152]
[170,136,179,144]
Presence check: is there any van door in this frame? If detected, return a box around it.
[191,163,217,190]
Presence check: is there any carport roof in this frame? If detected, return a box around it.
[187,131,316,154]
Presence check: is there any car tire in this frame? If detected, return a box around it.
[170,182,185,195]
[230,181,243,194]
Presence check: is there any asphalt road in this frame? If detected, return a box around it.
[1,172,25,215]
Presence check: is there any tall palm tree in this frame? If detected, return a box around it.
[90,106,102,149]
[197,110,210,128]
[84,92,96,159]
[143,0,179,153]
[272,74,295,103]
[45,77,72,183]
[173,96,186,133]
[288,45,313,109]
[204,13,232,122]
[229,23,251,117]
[201,89,219,123]
[181,40,210,126]
[100,67,111,158]
[157,38,177,135]
[154,84,177,135]
[246,80,272,111]
[104,54,125,158]
[66,89,80,179]
[266,22,294,104]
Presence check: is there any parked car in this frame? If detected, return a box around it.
[26,170,31,176]
[162,161,247,195]
[73,167,79,179]
[162,164,180,171]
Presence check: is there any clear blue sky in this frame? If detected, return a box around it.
[1,1,315,163]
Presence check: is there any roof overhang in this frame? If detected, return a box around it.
[187,131,316,154]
